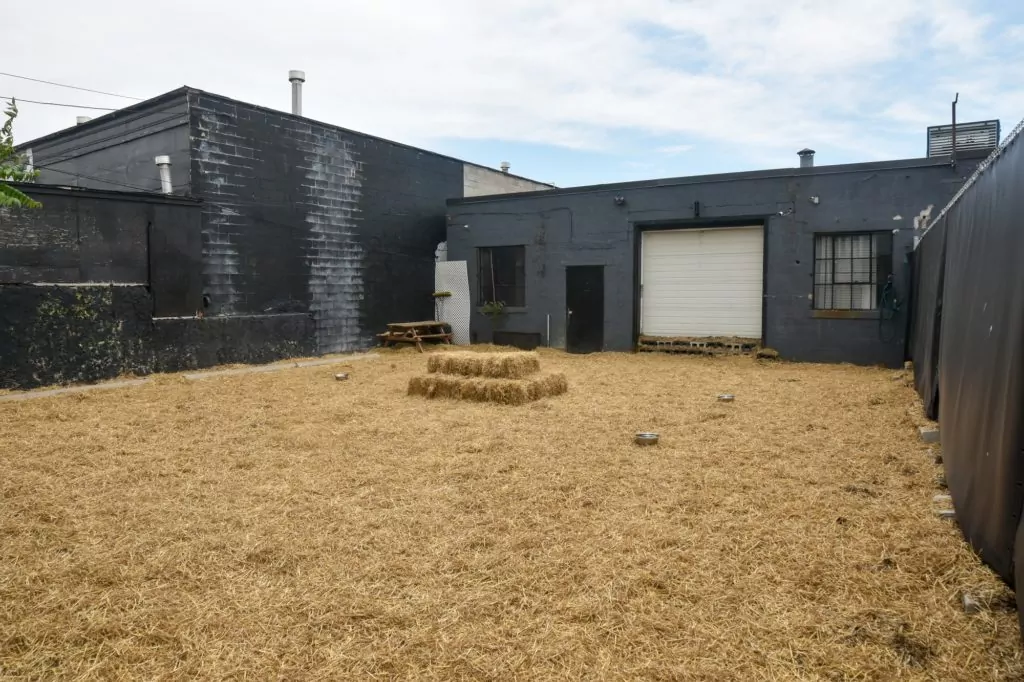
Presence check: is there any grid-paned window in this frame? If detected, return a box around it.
[478,246,526,307]
[814,233,892,310]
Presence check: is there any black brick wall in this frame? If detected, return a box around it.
[0,185,203,315]
[448,158,979,367]
[18,87,527,376]
[0,284,151,388]
[0,185,315,390]
[188,91,462,353]
[0,191,150,284]
[0,284,315,390]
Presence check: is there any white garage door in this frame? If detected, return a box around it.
[641,227,764,339]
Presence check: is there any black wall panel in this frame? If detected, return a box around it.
[910,128,1024,630]
[909,220,947,419]
[149,203,204,317]
[936,139,1024,587]
[0,186,196,286]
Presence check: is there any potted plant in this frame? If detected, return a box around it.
[479,300,507,340]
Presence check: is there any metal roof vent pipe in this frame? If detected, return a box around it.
[155,156,173,194]
[76,116,92,125]
[798,148,815,168]
[500,161,511,173]
[289,70,305,116]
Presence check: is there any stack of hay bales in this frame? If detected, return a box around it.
[408,351,567,406]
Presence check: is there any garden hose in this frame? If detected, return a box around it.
[879,276,900,343]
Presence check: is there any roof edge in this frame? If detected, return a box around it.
[8,181,202,205]
[185,88,553,188]
[447,156,964,205]
[16,87,191,150]
[16,85,553,188]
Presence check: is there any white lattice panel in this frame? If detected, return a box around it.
[435,261,471,345]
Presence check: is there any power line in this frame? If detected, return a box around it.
[1,96,118,111]
[0,71,141,100]
[21,113,186,162]
[32,161,167,194]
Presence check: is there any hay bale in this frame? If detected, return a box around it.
[426,351,541,379]
[408,372,567,405]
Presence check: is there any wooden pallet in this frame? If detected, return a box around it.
[636,335,759,355]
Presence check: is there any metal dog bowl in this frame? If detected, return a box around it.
[635,432,660,446]
[717,394,735,402]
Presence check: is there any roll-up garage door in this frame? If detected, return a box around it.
[640,226,764,338]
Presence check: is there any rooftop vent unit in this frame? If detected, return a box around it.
[927,120,1000,158]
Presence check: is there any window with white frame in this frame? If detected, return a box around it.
[813,232,892,310]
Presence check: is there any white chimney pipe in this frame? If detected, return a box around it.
[76,116,92,125]
[500,161,511,173]
[155,155,173,194]
[798,148,815,168]
[289,70,305,116]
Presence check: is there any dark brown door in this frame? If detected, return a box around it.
[566,266,604,354]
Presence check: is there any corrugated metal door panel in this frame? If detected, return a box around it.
[641,226,764,338]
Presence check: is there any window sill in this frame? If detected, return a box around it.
[477,306,528,314]
[812,309,880,320]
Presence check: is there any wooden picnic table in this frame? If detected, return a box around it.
[377,321,453,352]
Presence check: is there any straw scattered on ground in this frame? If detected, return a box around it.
[427,350,541,379]
[1,349,1020,680]
[409,371,567,405]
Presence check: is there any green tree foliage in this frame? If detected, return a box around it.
[0,98,41,209]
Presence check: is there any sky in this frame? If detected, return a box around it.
[5,0,1024,187]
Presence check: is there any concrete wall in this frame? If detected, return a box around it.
[447,158,977,367]
[463,164,553,197]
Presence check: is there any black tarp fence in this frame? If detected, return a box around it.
[909,216,947,420]
[910,117,1024,630]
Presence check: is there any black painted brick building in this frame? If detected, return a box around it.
[23,87,549,357]
[447,155,983,367]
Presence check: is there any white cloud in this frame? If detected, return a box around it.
[926,0,993,54]
[657,145,694,155]
[3,0,1018,180]
[882,102,938,128]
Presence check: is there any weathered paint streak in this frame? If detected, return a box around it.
[298,131,364,353]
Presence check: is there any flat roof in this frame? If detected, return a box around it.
[16,87,190,149]
[19,87,553,189]
[447,154,984,205]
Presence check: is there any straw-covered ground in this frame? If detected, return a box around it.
[1,348,1020,680]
